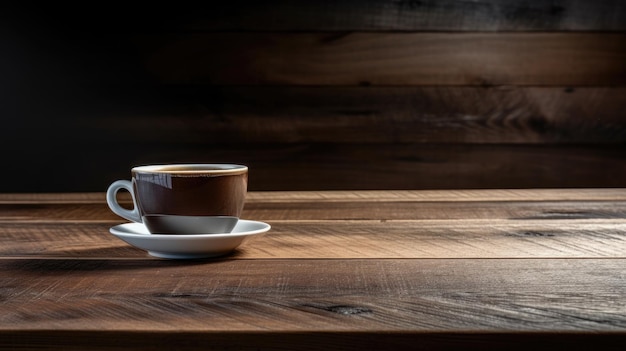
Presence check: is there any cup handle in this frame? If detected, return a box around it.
[106,180,142,223]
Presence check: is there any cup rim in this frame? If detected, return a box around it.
[131,164,248,175]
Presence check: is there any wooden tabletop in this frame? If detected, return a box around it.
[1,189,625,350]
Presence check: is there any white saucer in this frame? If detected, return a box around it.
[109,219,270,259]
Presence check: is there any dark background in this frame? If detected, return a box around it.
[1,1,625,192]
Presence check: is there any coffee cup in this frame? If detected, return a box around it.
[106,164,248,234]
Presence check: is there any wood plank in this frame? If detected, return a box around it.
[241,200,626,221]
[2,196,626,222]
[247,188,626,203]
[1,219,625,259]
[5,87,625,144]
[158,0,626,31]
[253,220,626,258]
[137,33,626,85]
[2,144,626,192]
[15,1,626,31]
[3,188,626,204]
[1,259,624,332]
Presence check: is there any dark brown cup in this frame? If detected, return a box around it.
[106,164,248,234]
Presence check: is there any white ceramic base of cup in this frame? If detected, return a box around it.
[142,215,239,234]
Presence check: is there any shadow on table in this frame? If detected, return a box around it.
[5,247,245,272]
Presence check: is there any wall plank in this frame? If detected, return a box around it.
[170,0,626,31]
[4,87,624,144]
[138,33,626,85]
[2,144,625,192]
[11,1,626,31]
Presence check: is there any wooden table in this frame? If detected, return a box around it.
[1,189,625,350]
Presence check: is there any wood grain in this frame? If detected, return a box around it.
[3,188,626,203]
[1,190,625,349]
[8,1,626,32]
[2,193,626,222]
[1,259,624,331]
[138,33,626,85]
[247,188,626,203]
[4,87,625,144]
[1,189,625,259]
[160,0,626,31]
[3,3,626,195]
[2,144,626,192]
[1,219,625,259]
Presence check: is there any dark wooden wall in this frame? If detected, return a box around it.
[1,1,625,192]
